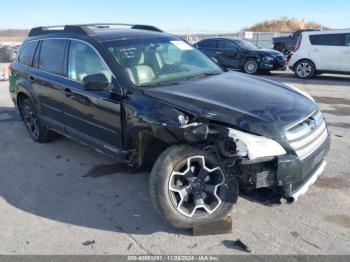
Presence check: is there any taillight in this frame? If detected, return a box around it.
[295,35,302,51]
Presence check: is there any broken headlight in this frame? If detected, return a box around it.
[228,128,286,160]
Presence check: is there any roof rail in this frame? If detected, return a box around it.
[28,23,163,37]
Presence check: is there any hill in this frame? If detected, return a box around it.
[244,17,330,32]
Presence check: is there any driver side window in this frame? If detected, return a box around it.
[68,41,112,83]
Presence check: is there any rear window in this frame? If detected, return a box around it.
[309,34,345,46]
[38,39,66,75]
[198,40,217,48]
[18,41,38,67]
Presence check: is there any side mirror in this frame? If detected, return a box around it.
[83,74,110,91]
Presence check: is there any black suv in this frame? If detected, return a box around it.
[9,24,329,229]
[195,38,286,74]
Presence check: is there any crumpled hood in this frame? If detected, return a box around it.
[143,71,317,138]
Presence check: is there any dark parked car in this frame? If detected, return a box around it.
[9,24,329,229]
[273,29,320,54]
[194,38,286,74]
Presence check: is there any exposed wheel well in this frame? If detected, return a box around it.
[128,131,169,168]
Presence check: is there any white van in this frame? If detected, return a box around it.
[289,30,350,79]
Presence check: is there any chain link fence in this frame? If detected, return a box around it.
[0,42,21,81]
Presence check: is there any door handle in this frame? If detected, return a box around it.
[344,51,350,54]
[63,88,73,97]
[216,51,223,55]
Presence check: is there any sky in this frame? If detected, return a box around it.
[1,0,350,33]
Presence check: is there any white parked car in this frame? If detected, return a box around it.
[289,29,350,79]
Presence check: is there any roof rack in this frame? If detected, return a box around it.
[28,23,163,37]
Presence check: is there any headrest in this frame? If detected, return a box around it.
[119,47,144,67]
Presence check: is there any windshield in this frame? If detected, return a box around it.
[234,39,259,50]
[104,37,222,87]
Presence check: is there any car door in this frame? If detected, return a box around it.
[31,39,68,130]
[339,34,350,72]
[196,40,219,60]
[309,33,343,71]
[217,40,241,69]
[62,39,123,154]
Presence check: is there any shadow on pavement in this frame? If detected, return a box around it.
[0,106,189,236]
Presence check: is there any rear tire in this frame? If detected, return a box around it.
[294,60,316,79]
[149,145,238,229]
[19,98,56,143]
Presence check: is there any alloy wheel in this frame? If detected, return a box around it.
[245,61,258,74]
[296,62,312,78]
[23,105,40,139]
[168,156,225,218]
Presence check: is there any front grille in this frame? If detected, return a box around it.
[285,110,328,160]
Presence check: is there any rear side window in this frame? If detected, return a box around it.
[39,39,66,75]
[218,40,236,50]
[18,41,38,67]
[309,34,345,46]
[198,40,217,48]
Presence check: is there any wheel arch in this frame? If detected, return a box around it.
[292,58,316,72]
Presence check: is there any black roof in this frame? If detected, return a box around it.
[28,24,168,42]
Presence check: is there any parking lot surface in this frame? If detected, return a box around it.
[0,71,349,255]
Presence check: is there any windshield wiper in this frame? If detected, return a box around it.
[138,72,221,88]
[184,71,221,81]
[138,80,184,88]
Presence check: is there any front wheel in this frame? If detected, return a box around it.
[243,59,259,74]
[294,60,316,79]
[149,145,238,229]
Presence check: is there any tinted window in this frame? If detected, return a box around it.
[18,41,38,67]
[309,34,345,46]
[39,39,66,75]
[345,34,350,46]
[68,41,112,83]
[198,40,217,48]
[218,40,237,50]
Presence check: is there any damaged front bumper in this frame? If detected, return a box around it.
[227,126,330,201]
[277,134,330,199]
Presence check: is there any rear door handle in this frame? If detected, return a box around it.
[216,51,223,55]
[63,88,73,97]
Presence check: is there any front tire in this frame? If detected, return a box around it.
[149,145,238,229]
[294,60,316,79]
[20,98,56,143]
[243,59,259,74]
